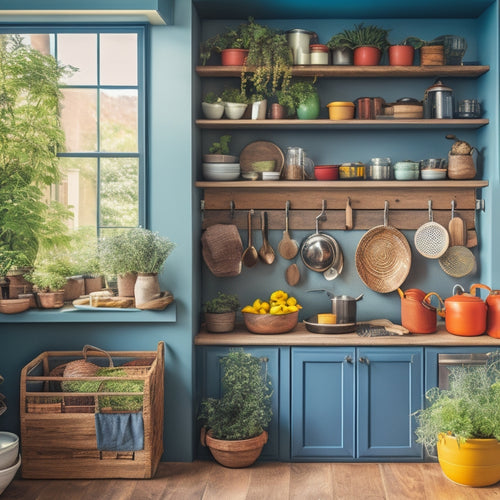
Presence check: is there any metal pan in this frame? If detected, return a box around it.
[355,202,411,293]
[303,316,355,334]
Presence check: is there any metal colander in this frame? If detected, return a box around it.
[414,200,449,259]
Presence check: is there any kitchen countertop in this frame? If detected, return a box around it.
[195,322,500,347]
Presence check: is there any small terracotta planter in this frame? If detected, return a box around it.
[389,45,415,66]
[353,46,381,66]
[221,48,248,66]
[117,272,137,297]
[205,311,236,333]
[38,291,65,309]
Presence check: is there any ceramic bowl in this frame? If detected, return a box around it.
[0,432,19,470]
[314,165,339,180]
[393,161,419,170]
[202,163,240,181]
[0,455,21,496]
[420,168,447,180]
[241,171,259,181]
[0,299,30,315]
[201,102,224,120]
[223,102,247,120]
[203,154,238,163]
[420,158,447,169]
[261,171,280,181]
[251,160,276,172]
[394,169,419,180]
[242,311,298,334]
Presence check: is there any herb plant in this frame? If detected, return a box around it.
[203,292,240,313]
[220,88,248,104]
[277,80,318,116]
[349,24,390,52]
[415,352,500,455]
[199,349,273,440]
[203,92,221,104]
[208,135,232,155]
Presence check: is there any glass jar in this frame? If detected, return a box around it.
[310,44,329,65]
[367,157,392,180]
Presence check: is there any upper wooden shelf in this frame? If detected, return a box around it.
[196,119,489,130]
[196,65,490,79]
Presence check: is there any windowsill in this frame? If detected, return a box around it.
[0,302,176,323]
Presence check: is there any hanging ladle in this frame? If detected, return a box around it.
[242,209,258,268]
[258,211,275,265]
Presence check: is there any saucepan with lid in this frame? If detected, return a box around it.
[308,289,363,324]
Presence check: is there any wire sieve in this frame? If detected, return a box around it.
[414,200,449,259]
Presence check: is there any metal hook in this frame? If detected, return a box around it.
[286,200,290,218]
[383,200,389,227]
[428,200,433,221]
[230,200,235,218]
[451,199,456,219]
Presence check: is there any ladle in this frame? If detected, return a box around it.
[242,209,258,268]
[258,211,275,264]
[278,201,299,260]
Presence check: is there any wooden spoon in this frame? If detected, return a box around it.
[285,263,300,286]
[242,210,258,268]
[258,211,275,265]
[448,200,467,246]
[277,201,299,260]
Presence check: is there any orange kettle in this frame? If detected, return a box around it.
[398,288,437,334]
[485,287,500,338]
[424,284,489,337]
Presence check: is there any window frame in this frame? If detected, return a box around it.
[0,23,148,235]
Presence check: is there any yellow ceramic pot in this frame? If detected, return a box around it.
[327,101,355,120]
[437,434,500,487]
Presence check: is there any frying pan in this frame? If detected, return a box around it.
[355,201,412,293]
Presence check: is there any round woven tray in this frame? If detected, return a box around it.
[439,245,476,277]
[355,225,412,293]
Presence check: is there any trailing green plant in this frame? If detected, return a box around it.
[209,135,232,155]
[203,292,240,313]
[199,349,273,440]
[0,34,74,266]
[349,23,390,52]
[414,352,500,456]
[99,227,175,276]
[220,88,248,104]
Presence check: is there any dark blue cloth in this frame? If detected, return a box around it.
[95,412,144,451]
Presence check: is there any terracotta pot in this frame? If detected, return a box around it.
[437,434,500,487]
[420,45,444,66]
[353,46,381,66]
[37,291,65,309]
[201,428,268,468]
[63,277,85,301]
[270,103,286,119]
[6,270,32,298]
[84,276,104,295]
[205,311,236,333]
[221,48,248,66]
[486,289,500,338]
[117,272,137,297]
[134,272,160,307]
[389,45,414,66]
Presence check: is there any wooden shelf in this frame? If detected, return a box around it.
[196,65,490,79]
[196,118,488,130]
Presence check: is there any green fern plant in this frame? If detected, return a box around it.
[414,352,500,456]
[199,349,273,440]
[349,23,390,52]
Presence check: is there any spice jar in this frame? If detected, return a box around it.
[310,44,329,65]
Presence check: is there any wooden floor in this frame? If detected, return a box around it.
[3,461,500,500]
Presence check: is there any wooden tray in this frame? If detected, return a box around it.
[239,140,284,173]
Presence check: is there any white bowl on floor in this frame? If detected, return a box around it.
[0,454,21,495]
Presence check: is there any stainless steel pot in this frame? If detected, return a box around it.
[308,289,363,324]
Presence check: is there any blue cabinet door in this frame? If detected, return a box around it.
[357,347,423,459]
[291,347,355,460]
[197,346,287,460]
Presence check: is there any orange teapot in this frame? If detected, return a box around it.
[482,286,500,338]
[398,288,437,334]
[423,284,489,337]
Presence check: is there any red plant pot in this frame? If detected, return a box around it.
[314,165,339,180]
[353,46,381,66]
[221,48,249,66]
[389,45,415,66]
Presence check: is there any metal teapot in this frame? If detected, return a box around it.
[423,80,454,119]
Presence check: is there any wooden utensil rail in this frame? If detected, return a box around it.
[197,181,487,237]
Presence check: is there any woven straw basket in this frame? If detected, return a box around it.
[202,224,243,277]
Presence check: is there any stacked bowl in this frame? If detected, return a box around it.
[202,161,241,181]
[0,432,20,495]
[420,158,447,180]
[393,160,419,180]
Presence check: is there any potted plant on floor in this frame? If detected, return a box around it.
[199,349,273,467]
[203,292,240,333]
[349,23,390,66]
[414,352,500,487]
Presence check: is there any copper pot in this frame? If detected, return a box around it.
[398,288,437,334]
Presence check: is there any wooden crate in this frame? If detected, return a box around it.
[20,342,164,479]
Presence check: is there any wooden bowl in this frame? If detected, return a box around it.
[0,298,30,314]
[242,311,298,334]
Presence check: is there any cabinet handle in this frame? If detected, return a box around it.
[359,357,370,365]
[344,355,353,364]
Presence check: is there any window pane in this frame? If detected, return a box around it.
[57,34,97,85]
[100,158,139,228]
[100,89,138,152]
[100,33,137,86]
[60,88,97,152]
[56,157,98,231]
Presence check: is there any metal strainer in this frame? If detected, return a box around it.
[414,200,449,259]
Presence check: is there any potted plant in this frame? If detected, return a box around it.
[203,292,240,333]
[402,36,445,65]
[327,31,355,65]
[202,91,225,120]
[199,349,273,467]
[414,353,500,487]
[99,228,175,306]
[203,135,237,163]
[26,263,69,309]
[388,37,424,66]
[349,24,390,66]
[285,80,320,120]
[220,88,248,119]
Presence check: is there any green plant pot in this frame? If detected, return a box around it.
[297,94,320,120]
